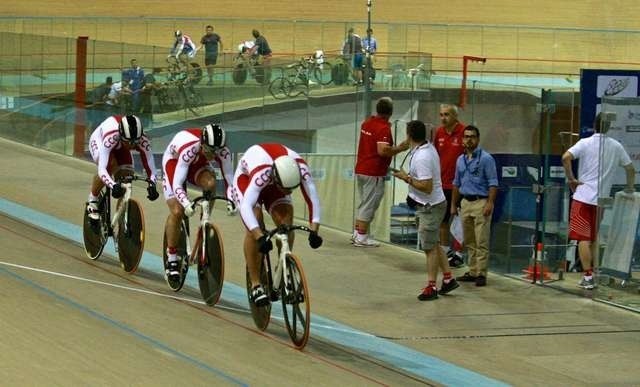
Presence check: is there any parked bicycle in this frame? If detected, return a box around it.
[165,57,204,116]
[268,62,310,100]
[82,174,155,273]
[232,42,272,85]
[246,224,312,349]
[162,192,233,306]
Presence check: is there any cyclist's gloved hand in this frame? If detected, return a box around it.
[308,231,323,249]
[183,202,195,217]
[147,184,159,201]
[111,183,125,199]
[257,234,273,254]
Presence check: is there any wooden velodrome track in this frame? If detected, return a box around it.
[2,3,640,386]
[3,124,640,386]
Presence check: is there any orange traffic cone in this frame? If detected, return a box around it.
[522,242,552,280]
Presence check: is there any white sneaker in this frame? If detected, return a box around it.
[86,201,99,221]
[353,238,380,247]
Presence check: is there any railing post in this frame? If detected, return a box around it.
[74,36,88,157]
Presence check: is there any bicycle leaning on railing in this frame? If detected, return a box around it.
[162,192,233,306]
[82,174,156,273]
[163,56,204,116]
[246,224,314,349]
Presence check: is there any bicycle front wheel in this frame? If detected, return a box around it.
[82,201,107,260]
[281,253,310,349]
[268,77,289,100]
[246,257,271,331]
[198,223,225,306]
[313,63,333,85]
[117,199,145,273]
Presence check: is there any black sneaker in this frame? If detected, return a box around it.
[417,285,438,301]
[166,260,181,287]
[447,250,465,268]
[475,275,487,287]
[439,279,460,295]
[251,284,270,307]
[456,272,477,282]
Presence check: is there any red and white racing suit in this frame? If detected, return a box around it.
[231,143,321,231]
[162,128,234,209]
[88,115,157,188]
[172,34,197,58]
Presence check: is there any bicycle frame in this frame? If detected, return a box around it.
[266,225,311,298]
[182,198,211,266]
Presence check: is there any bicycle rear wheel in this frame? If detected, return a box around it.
[82,197,107,260]
[163,222,188,291]
[198,223,225,306]
[281,253,310,349]
[117,199,145,273]
[246,257,271,331]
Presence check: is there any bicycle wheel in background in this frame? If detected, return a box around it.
[281,253,311,349]
[313,63,333,85]
[198,223,225,306]
[268,77,289,100]
[232,63,248,85]
[163,222,188,291]
[246,258,272,331]
[116,198,145,273]
[82,195,108,260]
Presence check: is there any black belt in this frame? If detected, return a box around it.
[462,195,487,202]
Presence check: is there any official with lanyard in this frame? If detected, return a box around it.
[451,125,498,287]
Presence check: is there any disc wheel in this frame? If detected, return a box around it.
[197,223,225,306]
[82,199,107,260]
[163,222,189,291]
[281,253,310,349]
[232,63,248,85]
[116,199,145,273]
[246,258,271,331]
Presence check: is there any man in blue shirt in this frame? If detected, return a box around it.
[123,58,145,113]
[362,28,377,84]
[451,125,498,286]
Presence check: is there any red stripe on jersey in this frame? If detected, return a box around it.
[186,128,201,138]
[259,143,289,159]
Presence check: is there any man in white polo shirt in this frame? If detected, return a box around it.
[562,112,635,289]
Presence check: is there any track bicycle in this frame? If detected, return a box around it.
[232,51,272,85]
[303,54,333,85]
[246,224,313,349]
[82,174,154,273]
[268,60,311,100]
[162,193,233,306]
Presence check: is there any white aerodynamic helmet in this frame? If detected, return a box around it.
[272,155,301,190]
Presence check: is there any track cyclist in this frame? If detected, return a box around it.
[162,124,235,283]
[86,114,159,220]
[231,143,323,307]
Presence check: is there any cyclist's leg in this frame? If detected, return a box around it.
[244,206,265,288]
[162,158,185,277]
[194,165,216,195]
[270,201,294,249]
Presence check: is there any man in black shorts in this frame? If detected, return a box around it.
[200,25,223,86]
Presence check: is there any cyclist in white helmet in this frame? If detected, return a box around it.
[230,143,323,306]
[161,123,235,283]
[86,114,159,220]
[170,30,198,70]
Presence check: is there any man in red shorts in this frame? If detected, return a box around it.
[562,113,635,289]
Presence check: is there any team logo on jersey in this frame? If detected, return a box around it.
[181,146,198,163]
